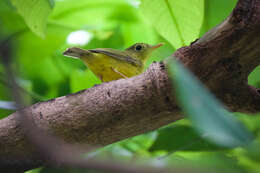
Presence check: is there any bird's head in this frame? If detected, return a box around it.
[125,43,164,62]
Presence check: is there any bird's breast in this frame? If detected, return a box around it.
[81,53,143,82]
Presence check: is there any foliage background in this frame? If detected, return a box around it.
[0,0,260,172]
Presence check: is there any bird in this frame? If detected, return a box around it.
[63,43,163,82]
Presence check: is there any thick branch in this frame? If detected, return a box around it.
[0,0,260,171]
[174,0,260,112]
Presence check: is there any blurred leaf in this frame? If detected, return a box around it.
[0,77,15,118]
[200,0,237,35]
[70,69,101,93]
[57,78,71,96]
[120,21,158,46]
[10,0,54,37]
[0,0,27,35]
[168,151,247,173]
[31,77,49,98]
[0,78,12,100]
[237,113,260,137]
[140,0,204,49]
[246,141,260,162]
[0,109,14,119]
[120,132,156,154]
[17,25,71,85]
[93,144,134,162]
[108,3,139,22]
[169,60,253,147]
[149,125,226,152]
[51,0,129,29]
[237,114,260,163]
[248,66,260,88]
[25,167,42,173]
[85,26,125,49]
[230,141,260,173]
[40,167,103,173]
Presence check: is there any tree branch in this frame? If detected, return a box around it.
[0,0,259,171]
[174,0,260,112]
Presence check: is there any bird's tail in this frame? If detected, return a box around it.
[63,47,91,59]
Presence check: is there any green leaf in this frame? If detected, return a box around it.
[120,132,156,153]
[236,113,260,137]
[140,0,204,49]
[168,60,253,147]
[0,0,26,35]
[167,152,247,173]
[25,167,42,173]
[50,0,128,29]
[246,141,260,162]
[248,66,260,88]
[70,69,101,93]
[10,0,54,38]
[16,24,72,84]
[149,125,226,152]
[200,0,237,35]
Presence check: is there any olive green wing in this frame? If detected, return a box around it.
[89,48,142,67]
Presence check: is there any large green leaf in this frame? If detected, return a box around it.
[149,125,226,152]
[140,0,204,49]
[9,0,54,38]
[169,60,253,147]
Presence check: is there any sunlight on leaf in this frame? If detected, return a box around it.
[10,0,54,38]
[140,0,204,49]
[66,30,93,46]
[168,59,253,147]
[25,167,42,173]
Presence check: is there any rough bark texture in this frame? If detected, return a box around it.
[174,0,260,113]
[0,0,260,171]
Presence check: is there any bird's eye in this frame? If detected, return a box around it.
[135,45,142,51]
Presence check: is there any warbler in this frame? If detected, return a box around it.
[63,43,163,82]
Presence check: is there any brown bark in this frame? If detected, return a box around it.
[0,0,260,171]
[174,0,260,112]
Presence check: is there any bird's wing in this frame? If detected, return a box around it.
[88,48,142,67]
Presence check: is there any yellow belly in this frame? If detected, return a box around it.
[81,53,143,82]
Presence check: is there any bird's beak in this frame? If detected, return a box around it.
[151,43,164,50]
[63,47,86,59]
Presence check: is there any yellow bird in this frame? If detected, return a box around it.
[63,43,163,82]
